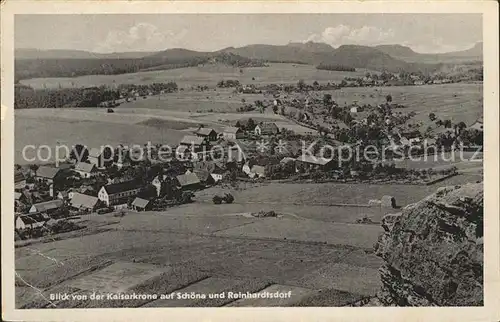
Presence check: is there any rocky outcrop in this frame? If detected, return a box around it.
[374,183,483,306]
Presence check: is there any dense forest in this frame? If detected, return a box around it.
[14,52,266,82]
[14,82,178,109]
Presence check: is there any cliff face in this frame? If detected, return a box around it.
[374,183,483,306]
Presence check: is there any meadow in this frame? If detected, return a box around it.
[19,63,373,89]
[324,83,482,126]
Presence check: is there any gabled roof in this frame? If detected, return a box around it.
[195,128,216,136]
[88,148,102,158]
[74,162,97,173]
[193,170,211,182]
[296,154,333,166]
[31,199,63,212]
[70,192,99,209]
[176,173,201,187]
[102,180,142,195]
[255,123,279,134]
[15,171,25,183]
[223,126,242,134]
[18,213,49,224]
[212,164,225,174]
[36,166,61,179]
[280,157,296,164]
[251,165,266,176]
[132,197,150,208]
[256,122,278,131]
[180,135,205,146]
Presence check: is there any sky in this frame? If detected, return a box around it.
[15,14,482,54]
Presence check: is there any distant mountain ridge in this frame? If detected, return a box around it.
[15,41,482,81]
[375,42,482,63]
[15,48,155,60]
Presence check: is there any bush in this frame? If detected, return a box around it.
[213,195,223,204]
[224,193,234,204]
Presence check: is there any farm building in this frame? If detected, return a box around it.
[70,192,99,212]
[57,191,69,200]
[15,213,50,230]
[254,123,279,136]
[350,106,359,113]
[210,165,225,182]
[98,181,142,206]
[469,118,483,131]
[176,173,201,190]
[88,148,109,169]
[35,166,62,184]
[398,130,422,146]
[381,195,397,208]
[222,127,244,140]
[180,135,208,153]
[194,128,218,142]
[131,197,151,212]
[15,171,26,190]
[151,174,171,197]
[295,154,336,172]
[193,170,215,186]
[74,162,98,178]
[29,199,63,215]
[242,163,266,179]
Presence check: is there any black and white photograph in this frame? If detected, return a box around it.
[1,2,499,320]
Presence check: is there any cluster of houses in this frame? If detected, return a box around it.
[12,120,288,232]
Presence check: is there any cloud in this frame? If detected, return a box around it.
[306,24,475,53]
[307,25,396,48]
[94,22,187,53]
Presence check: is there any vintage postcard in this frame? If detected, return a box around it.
[1,1,499,321]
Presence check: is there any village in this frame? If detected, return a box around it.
[13,81,484,241]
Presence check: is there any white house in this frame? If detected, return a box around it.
[350,106,358,113]
[98,181,142,207]
[15,213,49,230]
[74,162,98,178]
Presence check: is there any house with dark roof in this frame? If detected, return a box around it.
[74,162,98,178]
[254,122,279,136]
[29,199,63,215]
[98,181,142,206]
[15,171,26,190]
[15,213,50,230]
[131,197,151,212]
[222,127,244,140]
[210,165,225,182]
[176,173,201,190]
[35,166,62,184]
[194,128,218,142]
[70,193,99,212]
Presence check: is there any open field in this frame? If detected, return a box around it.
[20,63,374,89]
[325,83,482,127]
[15,209,382,308]
[14,107,314,164]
